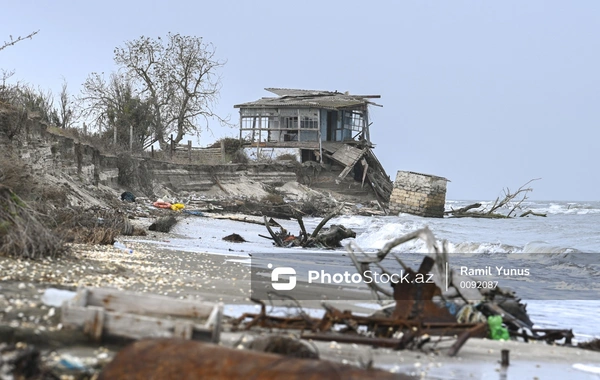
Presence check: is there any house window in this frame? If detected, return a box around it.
[299,109,318,129]
[300,115,318,129]
[344,111,364,132]
[282,116,298,129]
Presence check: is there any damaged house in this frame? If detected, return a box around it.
[235,88,393,204]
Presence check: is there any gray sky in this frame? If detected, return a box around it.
[3,1,599,201]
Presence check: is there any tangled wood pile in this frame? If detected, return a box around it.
[261,208,356,249]
[236,226,574,359]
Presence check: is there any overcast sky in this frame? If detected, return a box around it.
[3,1,599,201]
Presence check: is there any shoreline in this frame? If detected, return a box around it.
[1,214,600,379]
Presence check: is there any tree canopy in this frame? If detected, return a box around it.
[118,33,227,149]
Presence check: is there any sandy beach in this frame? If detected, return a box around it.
[1,214,599,379]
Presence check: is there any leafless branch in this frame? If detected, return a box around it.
[1,30,39,52]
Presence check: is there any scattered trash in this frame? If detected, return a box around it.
[235,227,575,359]
[120,191,136,203]
[222,233,247,243]
[183,210,205,217]
[488,315,510,341]
[58,353,90,370]
[153,199,172,209]
[170,203,185,211]
[113,241,133,254]
[41,288,77,307]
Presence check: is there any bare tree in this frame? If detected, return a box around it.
[57,80,76,129]
[1,30,39,52]
[81,72,154,150]
[113,33,228,149]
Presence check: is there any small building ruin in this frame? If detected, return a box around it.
[389,171,449,218]
[235,88,393,203]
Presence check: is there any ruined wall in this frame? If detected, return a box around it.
[389,171,448,218]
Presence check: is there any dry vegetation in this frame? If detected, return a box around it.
[0,184,67,259]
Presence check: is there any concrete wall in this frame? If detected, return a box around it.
[389,171,448,218]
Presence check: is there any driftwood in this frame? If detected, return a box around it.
[519,210,547,217]
[445,179,544,218]
[262,207,355,248]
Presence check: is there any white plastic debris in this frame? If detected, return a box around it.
[41,288,77,307]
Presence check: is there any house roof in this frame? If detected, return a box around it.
[234,88,382,110]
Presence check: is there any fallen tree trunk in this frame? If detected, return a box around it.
[444,203,481,215]
[445,179,544,219]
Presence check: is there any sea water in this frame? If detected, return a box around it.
[166,200,600,341]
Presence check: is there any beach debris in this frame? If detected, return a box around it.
[97,338,409,380]
[148,215,178,233]
[222,233,247,243]
[232,298,487,356]
[113,241,134,254]
[262,208,356,248]
[152,199,172,209]
[41,287,77,307]
[488,315,510,340]
[0,184,67,259]
[237,226,575,358]
[182,209,205,217]
[170,202,185,211]
[445,178,546,218]
[61,287,223,343]
[120,191,136,202]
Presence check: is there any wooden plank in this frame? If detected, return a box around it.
[331,145,364,167]
[86,288,216,319]
[334,147,367,182]
[174,321,194,339]
[206,303,223,343]
[62,306,214,341]
[83,306,104,342]
[70,288,89,307]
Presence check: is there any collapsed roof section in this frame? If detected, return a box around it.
[234,88,382,111]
